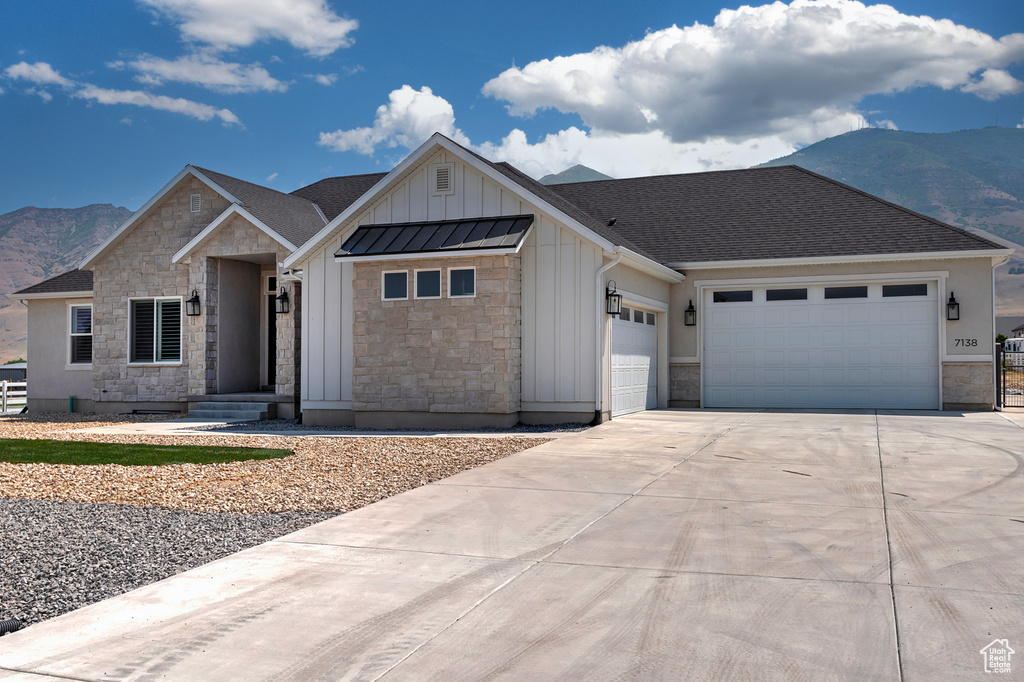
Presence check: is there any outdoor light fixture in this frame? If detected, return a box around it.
[684,299,697,326]
[606,280,623,316]
[946,292,960,321]
[275,287,290,314]
[185,290,201,317]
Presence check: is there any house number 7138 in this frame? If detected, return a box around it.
[954,338,978,347]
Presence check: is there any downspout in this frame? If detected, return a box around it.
[594,251,622,424]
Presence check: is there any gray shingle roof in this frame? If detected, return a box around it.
[546,165,1003,263]
[194,166,327,248]
[289,172,388,222]
[13,269,93,295]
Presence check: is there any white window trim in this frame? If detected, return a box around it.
[381,270,409,301]
[128,296,184,366]
[447,266,476,299]
[67,302,93,370]
[190,193,201,213]
[414,268,442,299]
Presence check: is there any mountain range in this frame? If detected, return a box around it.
[757,126,1024,313]
[0,205,130,363]
[1,126,1023,361]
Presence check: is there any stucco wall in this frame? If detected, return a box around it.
[351,255,521,416]
[25,297,94,409]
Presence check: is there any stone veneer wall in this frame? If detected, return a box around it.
[351,255,521,415]
[183,215,297,398]
[92,178,228,405]
[669,364,700,407]
[942,362,993,409]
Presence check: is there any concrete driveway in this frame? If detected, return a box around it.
[1,409,1022,681]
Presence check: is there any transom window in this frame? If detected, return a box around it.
[713,290,753,303]
[882,283,928,297]
[824,286,868,299]
[766,288,808,301]
[382,271,409,300]
[69,304,92,365]
[131,298,182,363]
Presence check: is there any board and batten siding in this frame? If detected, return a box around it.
[521,217,600,411]
[299,148,605,417]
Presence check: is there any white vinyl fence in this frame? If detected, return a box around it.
[1,381,27,413]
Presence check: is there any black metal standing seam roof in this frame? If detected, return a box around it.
[546,165,1004,263]
[13,269,93,295]
[335,215,534,258]
[193,166,327,248]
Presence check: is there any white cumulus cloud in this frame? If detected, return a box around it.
[76,84,240,124]
[112,53,287,93]
[138,0,358,57]
[961,68,1024,100]
[318,85,870,178]
[482,0,1024,145]
[318,85,471,154]
[308,73,338,86]
[4,60,241,124]
[4,61,73,87]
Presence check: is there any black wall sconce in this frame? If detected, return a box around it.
[275,287,290,314]
[946,292,960,321]
[185,289,201,316]
[606,280,622,316]
[684,299,697,326]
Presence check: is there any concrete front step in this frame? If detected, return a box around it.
[189,401,275,421]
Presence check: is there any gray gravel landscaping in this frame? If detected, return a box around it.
[0,498,334,626]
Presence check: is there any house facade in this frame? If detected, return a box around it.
[12,134,1011,423]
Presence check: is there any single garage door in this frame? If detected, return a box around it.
[612,306,658,416]
[703,282,939,409]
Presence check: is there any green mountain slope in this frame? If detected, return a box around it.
[757,127,1024,313]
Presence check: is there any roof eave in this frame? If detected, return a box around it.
[666,249,1014,270]
[615,247,686,283]
[8,290,93,301]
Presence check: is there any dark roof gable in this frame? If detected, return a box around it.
[14,269,93,295]
[546,165,1002,263]
[290,172,388,222]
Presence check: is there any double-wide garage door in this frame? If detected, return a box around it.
[704,282,939,409]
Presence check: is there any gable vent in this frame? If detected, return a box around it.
[431,163,455,196]
[190,194,201,213]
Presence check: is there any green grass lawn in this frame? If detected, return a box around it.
[0,439,292,466]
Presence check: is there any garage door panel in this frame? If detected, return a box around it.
[612,311,658,417]
[704,283,938,409]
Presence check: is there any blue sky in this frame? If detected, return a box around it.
[1,0,1022,215]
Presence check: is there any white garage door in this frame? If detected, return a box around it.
[703,282,939,409]
[612,306,658,416]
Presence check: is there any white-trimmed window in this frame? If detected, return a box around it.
[130,297,182,363]
[382,271,408,301]
[415,269,441,299]
[69,304,93,365]
[448,267,476,298]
